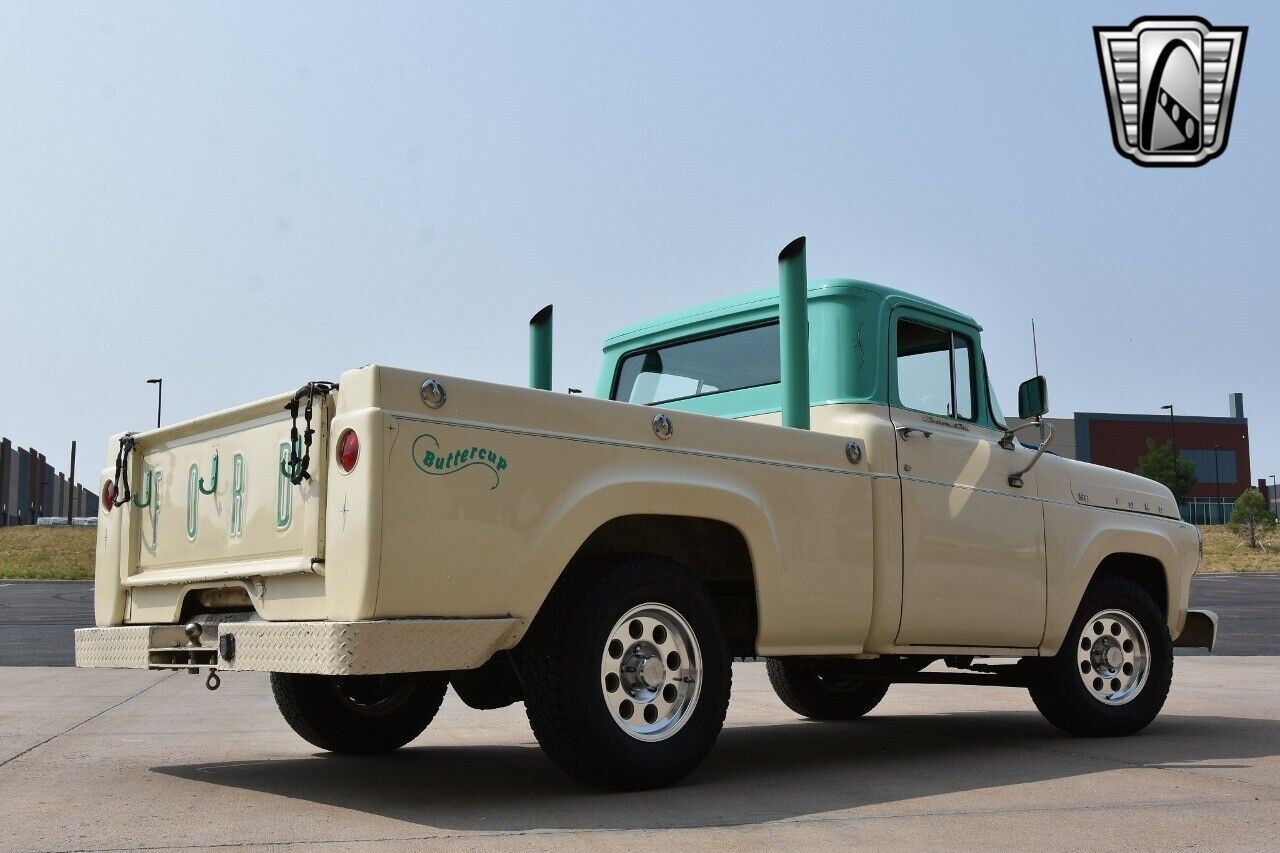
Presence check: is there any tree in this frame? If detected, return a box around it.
[1135,439,1197,507]
[1229,488,1275,549]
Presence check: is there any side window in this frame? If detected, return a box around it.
[896,321,952,417]
[895,319,976,420]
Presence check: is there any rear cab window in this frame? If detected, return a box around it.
[612,322,780,405]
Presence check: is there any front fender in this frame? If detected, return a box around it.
[1042,504,1195,655]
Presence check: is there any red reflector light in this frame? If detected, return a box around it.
[102,479,116,511]
[337,429,359,473]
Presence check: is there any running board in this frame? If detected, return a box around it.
[852,670,1028,688]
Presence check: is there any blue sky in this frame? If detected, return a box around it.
[2,2,1276,485]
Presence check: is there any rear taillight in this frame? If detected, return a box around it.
[102,479,116,511]
[337,429,359,473]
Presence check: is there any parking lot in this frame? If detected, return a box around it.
[0,659,1277,851]
[1,578,1277,851]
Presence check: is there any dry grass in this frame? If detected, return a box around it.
[1197,524,1280,573]
[0,525,96,579]
[1,522,1274,581]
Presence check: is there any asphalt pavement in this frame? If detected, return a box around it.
[0,574,1276,666]
[0,581,92,666]
[1180,572,1280,656]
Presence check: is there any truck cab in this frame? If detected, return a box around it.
[598,276,1194,654]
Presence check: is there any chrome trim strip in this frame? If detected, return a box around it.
[385,411,873,478]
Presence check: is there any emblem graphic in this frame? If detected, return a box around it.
[412,433,508,490]
[1094,17,1246,166]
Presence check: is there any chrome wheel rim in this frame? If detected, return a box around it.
[600,602,702,742]
[1076,609,1150,706]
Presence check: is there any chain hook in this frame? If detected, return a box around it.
[112,434,136,507]
[281,381,338,486]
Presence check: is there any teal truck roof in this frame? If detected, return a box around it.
[603,278,978,350]
[597,277,998,429]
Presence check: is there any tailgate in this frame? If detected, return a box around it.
[101,390,330,610]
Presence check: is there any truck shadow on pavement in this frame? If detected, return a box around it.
[153,710,1280,832]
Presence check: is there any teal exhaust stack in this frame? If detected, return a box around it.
[529,305,553,390]
[777,236,810,430]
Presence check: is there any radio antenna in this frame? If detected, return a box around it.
[1031,318,1040,376]
[1031,319,1044,438]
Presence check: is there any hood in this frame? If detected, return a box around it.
[1068,461,1180,520]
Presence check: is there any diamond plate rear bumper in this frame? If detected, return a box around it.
[75,617,523,674]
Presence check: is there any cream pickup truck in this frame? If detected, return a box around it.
[77,238,1214,790]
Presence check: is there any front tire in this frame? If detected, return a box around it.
[270,671,448,754]
[766,658,890,720]
[1028,575,1172,737]
[520,556,731,790]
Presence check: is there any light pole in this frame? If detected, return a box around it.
[1160,404,1176,455]
[67,440,76,525]
[1212,445,1223,525]
[146,378,163,429]
[1271,474,1278,520]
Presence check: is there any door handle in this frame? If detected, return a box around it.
[897,426,933,441]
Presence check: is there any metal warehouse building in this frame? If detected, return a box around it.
[0,437,98,525]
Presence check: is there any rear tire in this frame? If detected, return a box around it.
[520,556,731,790]
[270,671,448,754]
[766,658,890,720]
[1028,575,1172,737]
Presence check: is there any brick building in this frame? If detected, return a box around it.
[1013,394,1252,524]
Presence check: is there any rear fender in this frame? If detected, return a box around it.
[509,470,782,647]
[94,450,127,625]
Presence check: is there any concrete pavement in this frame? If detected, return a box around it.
[0,660,1277,851]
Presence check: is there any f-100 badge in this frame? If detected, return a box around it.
[1094,17,1246,167]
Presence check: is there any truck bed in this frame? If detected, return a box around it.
[92,364,891,659]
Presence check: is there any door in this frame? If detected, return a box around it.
[890,312,1046,648]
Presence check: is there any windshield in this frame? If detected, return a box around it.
[985,357,1007,429]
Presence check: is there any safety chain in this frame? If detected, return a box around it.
[281,381,339,485]
[112,434,137,507]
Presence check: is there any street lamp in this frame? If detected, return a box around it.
[1271,474,1278,520]
[1160,404,1176,454]
[146,378,163,429]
